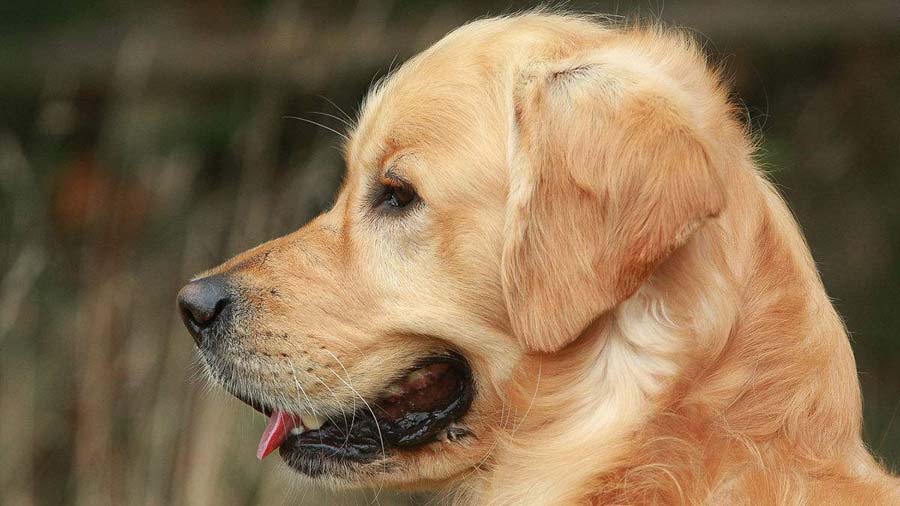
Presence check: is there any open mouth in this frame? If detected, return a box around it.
[236,354,474,476]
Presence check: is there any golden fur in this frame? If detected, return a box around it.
[193,13,900,505]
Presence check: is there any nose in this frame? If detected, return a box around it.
[177,275,231,347]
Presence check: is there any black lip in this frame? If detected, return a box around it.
[279,354,474,476]
[233,389,272,417]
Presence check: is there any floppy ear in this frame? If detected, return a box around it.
[501,58,725,353]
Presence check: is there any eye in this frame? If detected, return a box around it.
[378,179,417,211]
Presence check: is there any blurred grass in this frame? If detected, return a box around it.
[0,2,898,505]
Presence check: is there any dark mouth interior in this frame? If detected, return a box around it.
[238,354,473,475]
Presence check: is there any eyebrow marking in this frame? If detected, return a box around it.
[375,139,402,172]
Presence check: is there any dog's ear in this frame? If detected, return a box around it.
[501,57,725,353]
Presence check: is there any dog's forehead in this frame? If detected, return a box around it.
[344,18,566,174]
[346,58,497,175]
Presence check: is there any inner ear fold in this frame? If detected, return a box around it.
[501,59,725,353]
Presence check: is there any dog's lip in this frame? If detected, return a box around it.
[233,390,272,417]
[227,354,474,473]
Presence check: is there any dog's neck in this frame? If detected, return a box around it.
[460,173,872,506]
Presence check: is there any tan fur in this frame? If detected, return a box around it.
[194,12,899,505]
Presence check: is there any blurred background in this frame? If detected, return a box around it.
[0,1,898,505]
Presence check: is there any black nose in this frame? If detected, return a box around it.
[177,275,230,347]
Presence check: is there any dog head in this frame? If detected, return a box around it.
[177,14,728,490]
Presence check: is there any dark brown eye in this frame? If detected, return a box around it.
[380,181,417,210]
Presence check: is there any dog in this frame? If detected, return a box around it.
[177,12,900,505]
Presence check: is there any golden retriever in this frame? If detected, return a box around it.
[177,12,900,505]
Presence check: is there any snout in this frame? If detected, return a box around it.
[177,274,231,347]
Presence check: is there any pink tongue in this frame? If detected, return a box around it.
[257,411,299,460]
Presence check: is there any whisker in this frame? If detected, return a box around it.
[321,349,389,503]
[316,94,355,125]
[283,115,349,141]
[288,362,333,436]
[308,110,353,130]
[510,357,542,436]
[305,369,348,430]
